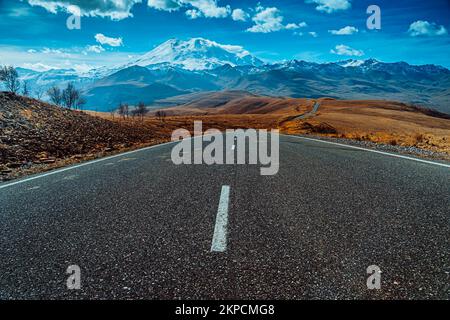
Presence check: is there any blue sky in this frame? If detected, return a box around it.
[0,0,449,71]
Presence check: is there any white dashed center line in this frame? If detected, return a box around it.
[211,185,231,253]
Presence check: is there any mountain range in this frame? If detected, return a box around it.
[16,38,450,113]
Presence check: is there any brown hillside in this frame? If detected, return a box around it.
[0,92,163,179]
[152,93,313,116]
[153,92,450,155]
[281,99,450,154]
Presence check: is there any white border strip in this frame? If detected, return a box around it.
[211,185,231,253]
[284,135,450,168]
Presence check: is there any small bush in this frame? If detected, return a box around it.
[414,133,424,144]
[300,122,337,134]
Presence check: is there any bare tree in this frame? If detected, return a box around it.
[76,96,86,110]
[34,88,44,100]
[124,103,129,118]
[47,86,62,105]
[22,81,30,96]
[117,102,126,119]
[155,110,167,122]
[62,82,80,109]
[135,101,148,121]
[0,66,20,93]
[109,107,116,120]
[130,108,138,119]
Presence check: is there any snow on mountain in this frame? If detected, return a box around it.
[17,67,95,94]
[119,38,264,71]
[14,38,450,113]
[337,59,366,67]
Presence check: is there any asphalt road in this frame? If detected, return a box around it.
[294,101,321,120]
[0,134,449,300]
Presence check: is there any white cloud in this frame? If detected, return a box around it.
[41,47,73,57]
[294,30,317,37]
[27,49,37,53]
[95,33,123,47]
[42,48,62,54]
[185,9,201,19]
[0,45,135,73]
[285,23,298,30]
[147,0,181,11]
[72,63,94,73]
[305,0,351,14]
[231,8,249,22]
[331,44,364,56]
[408,20,448,37]
[27,0,232,20]
[286,22,307,30]
[22,62,56,72]
[247,7,284,33]
[148,0,230,18]
[26,0,142,20]
[329,26,358,35]
[86,45,105,53]
[188,0,230,18]
[247,6,306,33]
[7,7,34,17]
[218,43,251,58]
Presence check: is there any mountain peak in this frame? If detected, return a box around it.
[122,38,263,71]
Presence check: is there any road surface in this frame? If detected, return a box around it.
[294,101,321,120]
[0,134,449,299]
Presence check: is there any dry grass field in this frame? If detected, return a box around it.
[280,99,450,155]
[92,97,450,156]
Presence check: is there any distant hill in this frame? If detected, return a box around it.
[152,91,313,116]
[84,81,187,110]
[154,91,450,120]
[155,90,258,108]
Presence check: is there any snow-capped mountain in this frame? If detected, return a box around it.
[16,67,96,95]
[336,58,450,76]
[119,38,264,71]
[14,37,450,113]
